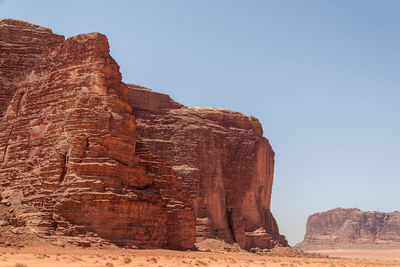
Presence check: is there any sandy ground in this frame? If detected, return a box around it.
[311,249,400,261]
[0,247,399,267]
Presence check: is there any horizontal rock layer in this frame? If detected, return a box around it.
[0,19,64,117]
[295,208,400,250]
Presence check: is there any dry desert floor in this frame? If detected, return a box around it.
[0,247,399,267]
[311,249,400,261]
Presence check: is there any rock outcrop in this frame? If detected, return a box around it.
[0,19,286,250]
[0,19,194,249]
[296,208,400,250]
[129,84,287,249]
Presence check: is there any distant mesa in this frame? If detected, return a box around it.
[295,208,400,250]
[0,19,287,250]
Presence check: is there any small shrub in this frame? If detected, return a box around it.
[15,264,27,267]
[124,256,132,264]
[71,255,83,262]
[196,259,207,266]
[148,257,157,263]
[106,262,114,267]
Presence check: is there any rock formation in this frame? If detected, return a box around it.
[128,84,287,249]
[0,19,194,249]
[296,208,400,250]
[0,19,286,250]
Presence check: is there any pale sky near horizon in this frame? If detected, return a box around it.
[1,0,399,246]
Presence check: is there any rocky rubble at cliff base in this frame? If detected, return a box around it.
[196,237,330,258]
[0,18,287,250]
[250,247,331,258]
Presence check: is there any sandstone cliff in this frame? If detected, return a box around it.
[0,19,194,249]
[0,19,286,250]
[296,208,400,250]
[128,84,287,249]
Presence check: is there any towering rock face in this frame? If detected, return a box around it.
[296,208,400,250]
[0,19,286,250]
[128,85,287,249]
[0,19,194,249]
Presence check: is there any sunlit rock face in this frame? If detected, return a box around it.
[0,19,64,118]
[0,19,194,249]
[296,208,400,250]
[129,84,287,249]
[0,18,286,250]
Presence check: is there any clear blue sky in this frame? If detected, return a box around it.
[1,0,399,246]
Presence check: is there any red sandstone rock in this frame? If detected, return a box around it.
[128,84,287,249]
[295,208,400,250]
[0,19,286,250]
[0,19,64,117]
[0,19,194,249]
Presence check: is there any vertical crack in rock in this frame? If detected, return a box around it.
[59,152,68,183]
[0,144,9,166]
[0,91,24,165]
[15,92,24,116]
[226,209,236,243]
[85,137,89,151]
[375,213,390,242]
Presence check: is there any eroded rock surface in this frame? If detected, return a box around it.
[296,208,400,250]
[0,19,64,117]
[0,19,286,250]
[129,84,287,249]
[0,19,193,249]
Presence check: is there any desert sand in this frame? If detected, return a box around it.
[0,247,399,267]
[311,249,400,261]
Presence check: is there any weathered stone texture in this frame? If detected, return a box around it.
[296,208,400,250]
[0,19,285,250]
[0,19,194,249]
[0,19,64,117]
[128,84,287,249]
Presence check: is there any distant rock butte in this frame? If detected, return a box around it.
[0,19,287,250]
[296,208,400,250]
